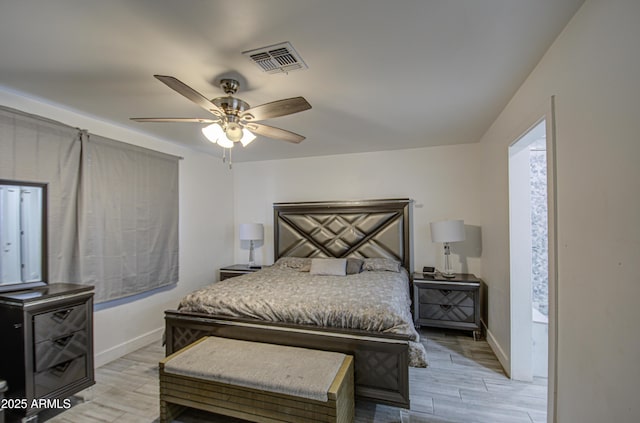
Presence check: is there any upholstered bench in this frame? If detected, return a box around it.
[159,337,354,423]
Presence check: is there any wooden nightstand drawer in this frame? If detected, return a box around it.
[420,304,475,323]
[419,289,474,307]
[35,355,87,397]
[34,303,87,342]
[35,329,89,372]
[219,264,262,281]
[220,271,246,280]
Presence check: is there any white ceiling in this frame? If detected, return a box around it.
[0,0,584,162]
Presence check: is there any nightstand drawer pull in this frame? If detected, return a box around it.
[51,360,72,376]
[440,304,452,311]
[440,289,452,296]
[53,334,74,348]
[52,309,73,322]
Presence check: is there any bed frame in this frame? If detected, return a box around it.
[164,198,414,408]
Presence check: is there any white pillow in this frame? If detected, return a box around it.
[309,258,347,276]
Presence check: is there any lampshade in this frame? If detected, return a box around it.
[430,219,465,243]
[240,128,256,146]
[201,123,256,148]
[239,223,264,241]
[202,123,224,144]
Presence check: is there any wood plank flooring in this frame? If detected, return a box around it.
[39,328,547,423]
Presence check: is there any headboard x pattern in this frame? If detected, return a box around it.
[273,198,412,271]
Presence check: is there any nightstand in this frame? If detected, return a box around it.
[413,272,483,340]
[219,264,262,281]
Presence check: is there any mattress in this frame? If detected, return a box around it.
[178,260,427,367]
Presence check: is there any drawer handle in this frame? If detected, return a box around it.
[53,334,74,348]
[52,309,73,322]
[439,289,452,296]
[440,304,452,311]
[51,360,72,376]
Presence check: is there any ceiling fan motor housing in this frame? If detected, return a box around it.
[212,96,250,116]
[212,95,251,142]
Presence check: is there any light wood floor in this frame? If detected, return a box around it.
[39,328,547,423]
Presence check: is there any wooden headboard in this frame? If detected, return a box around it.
[273,198,412,271]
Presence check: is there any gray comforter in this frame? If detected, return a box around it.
[178,265,428,367]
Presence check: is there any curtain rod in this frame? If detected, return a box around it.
[81,129,184,161]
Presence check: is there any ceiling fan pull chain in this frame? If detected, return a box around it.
[228,148,233,169]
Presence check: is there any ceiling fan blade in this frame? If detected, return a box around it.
[154,75,225,118]
[240,97,311,122]
[247,123,305,143]
[130,117,220,123]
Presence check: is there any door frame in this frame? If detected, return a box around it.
[507,96,558,422]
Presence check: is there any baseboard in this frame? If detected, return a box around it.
[94,327,164,368]
[486,326,510,377]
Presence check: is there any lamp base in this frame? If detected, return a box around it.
[247,240,255,267]
[440,243,457,278]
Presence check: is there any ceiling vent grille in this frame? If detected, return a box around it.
[242,42,308,74]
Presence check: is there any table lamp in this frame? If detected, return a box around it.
[239,223,264,267]
[430,219,465,277]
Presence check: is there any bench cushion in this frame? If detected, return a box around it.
[163,337,347,402]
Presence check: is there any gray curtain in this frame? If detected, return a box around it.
[78,133,179,302]
[0,106,179,303]
[0,107,82,283]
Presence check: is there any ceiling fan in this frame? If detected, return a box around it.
[131,75,311,148]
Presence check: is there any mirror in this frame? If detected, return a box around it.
[0,179,47,292]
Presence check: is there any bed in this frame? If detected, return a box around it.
[164,198,423,408]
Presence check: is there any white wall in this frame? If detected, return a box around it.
[478,0,640,421]
[232,144,483,277]
[0,88,235,366]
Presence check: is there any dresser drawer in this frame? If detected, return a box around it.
[419,288,474,307]
[34,355,87,397]
[33,303,87,342]
[420,304,475,323]
[34,329,88,372]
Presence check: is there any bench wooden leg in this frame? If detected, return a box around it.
[160,399,186,423]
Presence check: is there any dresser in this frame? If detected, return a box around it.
[413,273,483,340]
[0,283,94,420]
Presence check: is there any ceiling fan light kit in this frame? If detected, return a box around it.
[201,123,256,148]
[131,74,311,163]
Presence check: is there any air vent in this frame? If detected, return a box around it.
[242,42,308,74]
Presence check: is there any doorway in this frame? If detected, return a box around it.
[508,119,549,381]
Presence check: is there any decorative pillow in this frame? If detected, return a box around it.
[362,257,401,272]
[298,261,312,272]
[275,257,311,270]
[309,258,347,276]
[345,258,364,275]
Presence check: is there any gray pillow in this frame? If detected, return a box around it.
[346,258,364,275]
[309,258,347,276]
